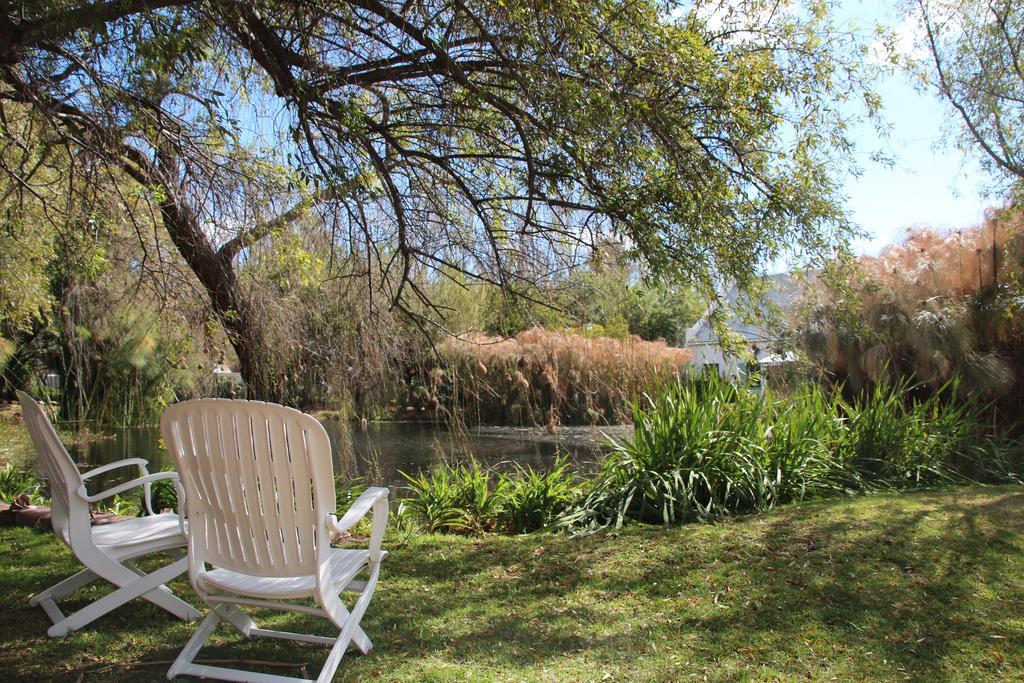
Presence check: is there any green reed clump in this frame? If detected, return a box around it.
[93,493,142,516]
[502,456,582,533]
[839,380,958,486]
[398,467,460,533]
[401,459,507,534]
[559,378,844,529]
[559,376,1023,531]
[400,457,582,535]
[145,466,180,513]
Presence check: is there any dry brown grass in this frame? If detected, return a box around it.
[439,327,691,426]
[803,207,1024,400]
[862,208,1019,301]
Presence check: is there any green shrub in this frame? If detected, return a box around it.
[559,379,785,529]
[502,456,582,533]
[400,466,462,533]
[401,459,507,534]
[453,461,508,534]
[760,383,859,501]
[0,464,47,504]
[94,494,141,516]
[147,467,180,513]
[400,456,583,535]
[835,379,1010,487]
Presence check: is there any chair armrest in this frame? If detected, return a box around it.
[80,458,150,480]
[81,458,158,513]
[327,487,389,562]
[76,470,180,506]
[174,478,188,537]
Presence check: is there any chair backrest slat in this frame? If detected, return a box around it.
[209,411,248,564]
[233,410,271,567]
[250,413,286,569]
[161,399,336,578]
[198,411,240,565]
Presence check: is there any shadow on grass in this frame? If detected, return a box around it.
[1,487,1023,681]
[659,488,1024,679]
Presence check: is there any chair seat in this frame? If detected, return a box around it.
[93,513,185,557]
[199,548,380,600]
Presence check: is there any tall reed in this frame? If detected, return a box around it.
[801,208,1024,407]
[439,327,691,426]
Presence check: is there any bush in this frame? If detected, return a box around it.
[0,464,47,504]
[799,210,1024,416]
[840,380,955,486]
[93,493,141,517]
[558,377,1023,531]
[400,457,583,535]
[502,456,582,533]
[401,459,507,534]
[147,466,180,513]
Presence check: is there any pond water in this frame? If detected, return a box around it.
[71,420,630,490]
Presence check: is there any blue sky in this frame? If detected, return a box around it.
[838,1,994,256]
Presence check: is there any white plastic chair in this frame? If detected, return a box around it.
[161,399,389,683]
[16,391,201,637]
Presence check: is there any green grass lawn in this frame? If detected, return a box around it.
[2,486,1023,681]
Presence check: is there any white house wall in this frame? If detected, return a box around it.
[683,273,801,379]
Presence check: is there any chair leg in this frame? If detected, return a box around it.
[30,568,97,607]
[316,564,381,681]
[139,582,203,622]
[316,629,352,683]
[170,607,328,683]
[215,603,259,637]
[316,607,375,683]
[114,556,201,622]
[167,609,223,680]
[47,557,197,637]
[170,564,382,682]
[349,625,373,655]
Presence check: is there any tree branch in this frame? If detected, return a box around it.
[8,0,190,52]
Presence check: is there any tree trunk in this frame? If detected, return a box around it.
[230,302,280,402]
[156,191,283,401]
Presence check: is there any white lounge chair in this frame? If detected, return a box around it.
[161,399,389,683]
[16,391,201,637]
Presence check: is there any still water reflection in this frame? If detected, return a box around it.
[71,421,628,488]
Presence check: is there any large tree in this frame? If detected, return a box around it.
[1,0,873,399]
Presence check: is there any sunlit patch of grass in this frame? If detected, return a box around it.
[0,414,35,468]
[2,487,1023,681]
